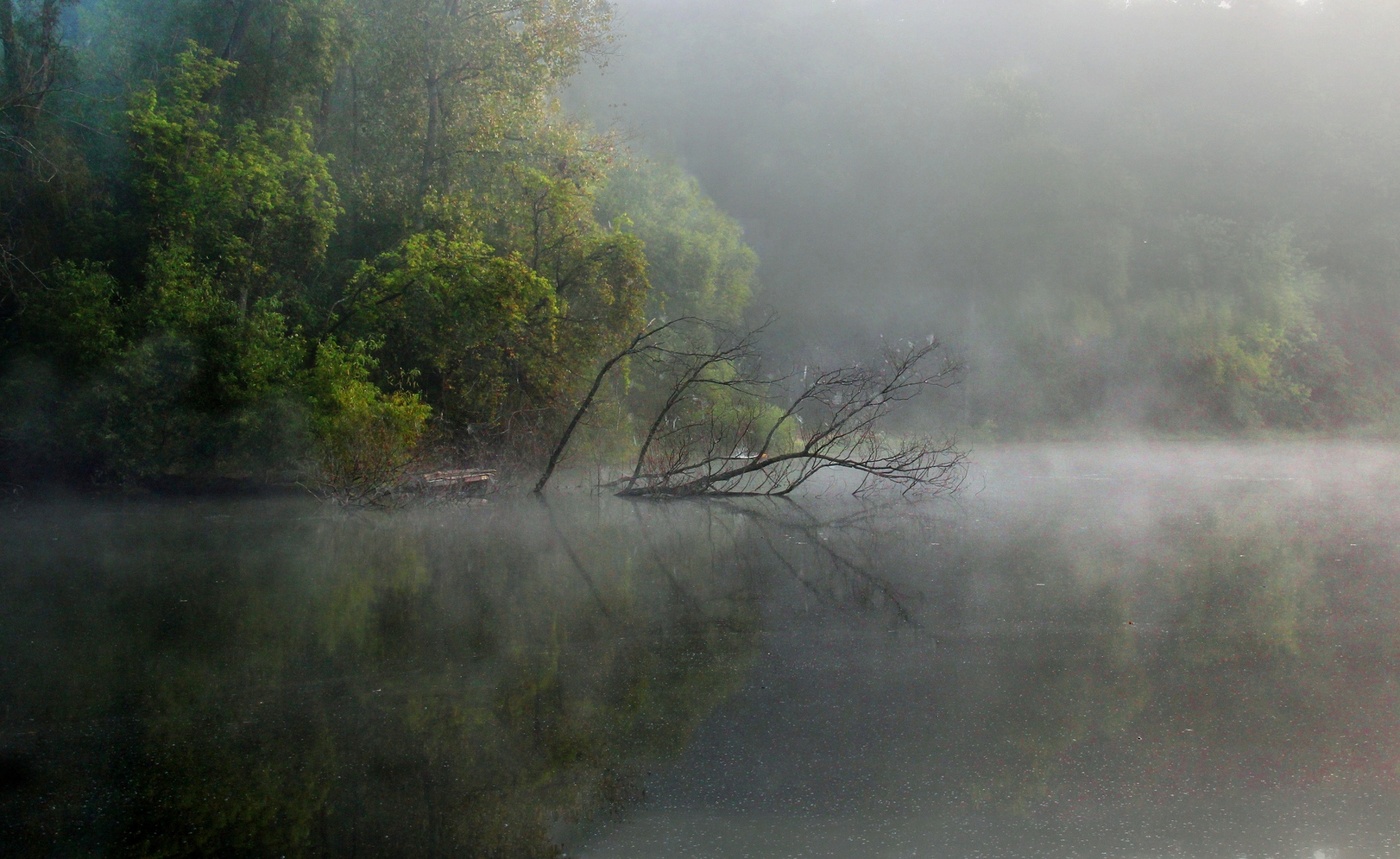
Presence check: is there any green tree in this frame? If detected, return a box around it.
[1,0,780,487]
[128,47,339,322]
[0,0,92,325]
[333,227,560,433]
[30,44,346,481]
[0,0,72,149]
[597,157,756,324]
[1134,217,1326,429]
[331,0,613,237]
[79,0,349,119]
[306,338,430,503]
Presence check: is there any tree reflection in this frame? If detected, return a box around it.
[6,484,1400,856]
[939,487,1400,818]
[949,519,1150,812]
[0,500,763,857]
[713,496,932,627]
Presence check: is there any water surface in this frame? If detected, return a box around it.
[4,442,1400,857]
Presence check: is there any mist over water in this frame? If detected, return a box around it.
[4,0,1400,855]
[5,443,1400,856]
[582,442,1400,857]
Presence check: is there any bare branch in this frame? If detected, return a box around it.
[532,316,700,494]
[619,338,966,498]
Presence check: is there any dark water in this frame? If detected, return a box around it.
[4,443,1400,858]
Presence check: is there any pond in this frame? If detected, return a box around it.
[3,442,1400,857]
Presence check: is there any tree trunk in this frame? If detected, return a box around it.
[1,0,65,146]
[416,74,441,227]
[534,320,692,494]
[221,0,261,62]
[0,0,20,110]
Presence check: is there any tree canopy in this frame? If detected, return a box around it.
[0,0,760,489]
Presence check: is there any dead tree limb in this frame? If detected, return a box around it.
[532,316,696,494]
[536,315,965,498]
[618,339,966,498]
[626,323,767,484]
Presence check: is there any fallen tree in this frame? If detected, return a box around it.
[534,319,967,497]
[531,317,698,495]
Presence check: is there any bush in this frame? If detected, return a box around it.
[306,340,430,504]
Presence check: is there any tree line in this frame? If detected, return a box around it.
[0,0,758,490]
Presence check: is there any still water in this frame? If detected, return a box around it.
[3,443,1400,857]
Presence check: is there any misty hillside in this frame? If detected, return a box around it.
[568,0,1400,433]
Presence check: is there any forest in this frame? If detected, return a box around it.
[3,0,1399,492]
[1,0,761,491]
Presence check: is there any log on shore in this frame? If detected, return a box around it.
[411,469,496,496]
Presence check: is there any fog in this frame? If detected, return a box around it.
[7,4,1400,851]
[567,0,1400,434]
[8,442,1400,856]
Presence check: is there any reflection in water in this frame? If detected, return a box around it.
[585,444,1400,858]
[1,500,763,856]
[4,444,1400,857]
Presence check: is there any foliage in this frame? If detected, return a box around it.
[306,338,429,503]
[597,157,756,324]
[0,0,760,490]
[127,46,340,314]
[0,0,76,145]
[329,0,614,236]
[339,228,560,431]
[1134,218,1324,429]
[11,261,122,377]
